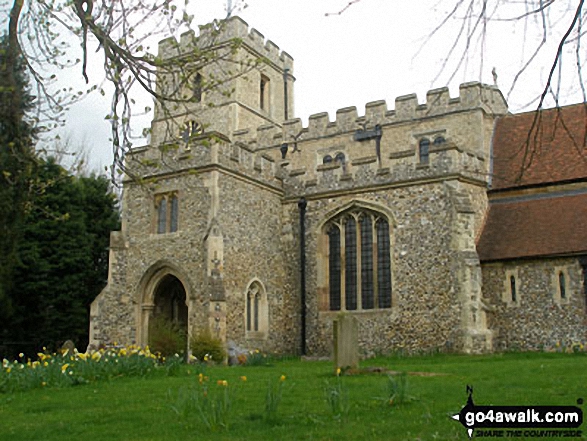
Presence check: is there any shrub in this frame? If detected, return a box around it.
[190,330,226,363]
[149,316,187,357]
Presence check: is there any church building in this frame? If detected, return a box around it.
[89,17,587,355]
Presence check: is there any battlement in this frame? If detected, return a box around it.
[235,82,506,149]
[157,16,294,71]
[124,134,283,192]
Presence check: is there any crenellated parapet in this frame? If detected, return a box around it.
[157,16,294,71]
[124,133,283,192]
[248,82,507,149]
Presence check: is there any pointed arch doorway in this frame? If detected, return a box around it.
[137,263,191,349]
[153,275,188,327]
[148,275,189,353]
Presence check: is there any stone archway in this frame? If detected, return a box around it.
[136,261,192,348]
[153,275,188,327]
[148,275,189,353]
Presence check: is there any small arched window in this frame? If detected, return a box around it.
[193,73,202,103]
[245,281,268,338]
[260,74,270,111]
[433,136,446,145]
[170,195,179,233]
[155,192,179,234]
[157,198,167,234]
[335,152,346,164]
[558,271,566,299]
[419,138,430,164]
[510,275,517,302]
[323,155,333,164]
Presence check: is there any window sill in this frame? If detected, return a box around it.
[245,331,267,340]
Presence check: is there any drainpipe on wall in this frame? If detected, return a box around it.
[298,197,307,356]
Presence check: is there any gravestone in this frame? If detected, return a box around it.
[61,340,76,355]
[333,314,359,371]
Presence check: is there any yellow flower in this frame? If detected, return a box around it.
[61,363,70,373]
[18,353,24,358]
[280,375,286,382]
[240,376,247,382]
[336,368,341,377]
[43,361,48,367]
[217,380,228,387]
[41,381,47,387]
[6,367,11,374]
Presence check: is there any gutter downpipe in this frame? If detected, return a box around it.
[298,197,307,356]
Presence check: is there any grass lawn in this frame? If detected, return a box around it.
[1,352,585,440]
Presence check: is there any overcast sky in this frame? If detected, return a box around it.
[55,0,582,172]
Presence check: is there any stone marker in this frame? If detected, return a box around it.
[333,314,359,372]
[61,340,76,355]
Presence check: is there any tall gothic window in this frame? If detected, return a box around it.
[155,192,179,234]
[325,208,392,311]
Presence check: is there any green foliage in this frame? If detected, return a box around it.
[244,349,270,366]
[0,345,160,393]
[189,330,226,363]
[1,353,586,440]
[0,34,38,337]
[264,375,286,422]
[380,372,416,406]
[149,316,187,358]
[1,158,120,357]
[324,374,350,419]
[169,376,233,431]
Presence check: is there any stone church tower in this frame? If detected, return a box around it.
[90,17,585,356]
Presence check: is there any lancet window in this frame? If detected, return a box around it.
[155,192,179,234]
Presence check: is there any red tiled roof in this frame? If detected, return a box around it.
[477,192,587,261]
[491,104,587,190]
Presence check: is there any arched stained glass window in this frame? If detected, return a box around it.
[325,208,392,311]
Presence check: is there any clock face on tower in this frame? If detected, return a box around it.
[180,120,203,143]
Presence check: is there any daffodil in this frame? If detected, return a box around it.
[280,375,286,382]
[240,376,247,382]
[336,368,341,377]
[61,363,70,374]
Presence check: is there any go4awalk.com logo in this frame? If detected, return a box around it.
[451,386,584,438]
